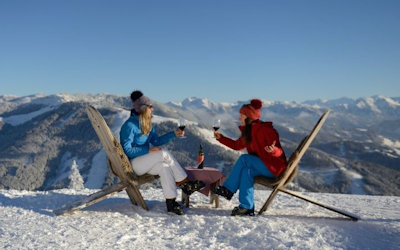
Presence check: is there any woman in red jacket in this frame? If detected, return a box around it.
[212,99,287,216]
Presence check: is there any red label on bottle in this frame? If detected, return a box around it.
[197,155,204,163]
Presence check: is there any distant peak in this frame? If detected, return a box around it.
[183,96,211,103]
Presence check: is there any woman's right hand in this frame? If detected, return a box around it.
[265,141,276,153]
[214,131,221,139]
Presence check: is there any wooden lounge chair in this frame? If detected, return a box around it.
[53,106,157,216]
[254,110,359,221]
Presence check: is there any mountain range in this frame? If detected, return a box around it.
[0,93,399,196]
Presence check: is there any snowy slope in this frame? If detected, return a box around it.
[0,188,399,250]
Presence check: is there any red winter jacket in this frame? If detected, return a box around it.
[217,120,287,177]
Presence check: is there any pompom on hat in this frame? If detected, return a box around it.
[130,90,152,113]
[240,99,263,120]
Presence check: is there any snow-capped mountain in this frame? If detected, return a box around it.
[0,93,399,196]
[303,95,400,118]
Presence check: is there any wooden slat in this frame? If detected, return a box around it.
[86,107,127,181]
[124,183,149,210]
[279,187,359,221]
[53,182,128,216]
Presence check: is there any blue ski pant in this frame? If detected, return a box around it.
[223,154,275,210]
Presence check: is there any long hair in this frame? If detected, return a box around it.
[241,118,253,145]
[138,107,152,135]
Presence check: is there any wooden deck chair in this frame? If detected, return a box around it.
[53,106,157,216]
[254,110,359,221]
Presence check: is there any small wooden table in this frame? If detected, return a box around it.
[182,166,225,208]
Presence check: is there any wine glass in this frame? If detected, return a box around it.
[212,118,221,132]
[178,117,187,138]
[212,118,221,137]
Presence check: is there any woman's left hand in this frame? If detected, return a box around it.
[265,141,276,153]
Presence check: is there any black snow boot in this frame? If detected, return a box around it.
[231,206,255,216]
[180,180,206,196]
[211,185,234,200]
[166,200,184,215]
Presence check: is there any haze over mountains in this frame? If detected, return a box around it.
[0,93,399,196]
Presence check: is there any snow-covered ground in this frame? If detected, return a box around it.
[1,188,399,250]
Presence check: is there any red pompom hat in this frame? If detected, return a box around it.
[240,99,263,120]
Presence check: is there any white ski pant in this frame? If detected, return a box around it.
[130,150,187,199]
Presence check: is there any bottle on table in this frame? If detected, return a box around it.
[197,144,204,169]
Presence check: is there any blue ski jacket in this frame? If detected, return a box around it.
[120,114,176,159]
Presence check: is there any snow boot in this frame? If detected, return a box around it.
[166,200,184,215]
[180,180,206,196]
[231,206,255,216]
[211,185,234,200]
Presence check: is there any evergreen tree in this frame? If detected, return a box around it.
[69,160,84,190]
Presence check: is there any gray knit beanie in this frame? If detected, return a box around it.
[130,90,152,113]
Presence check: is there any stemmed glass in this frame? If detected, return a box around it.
[178,117,187,138]
[212,118,221,137]
[212,118,221,132]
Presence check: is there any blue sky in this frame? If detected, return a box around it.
[1,0,399,103]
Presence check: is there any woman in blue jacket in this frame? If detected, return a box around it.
[120,91,204,215]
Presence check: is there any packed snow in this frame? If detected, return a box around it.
[1,188,399,250]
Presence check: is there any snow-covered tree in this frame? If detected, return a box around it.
[68,160,84,190]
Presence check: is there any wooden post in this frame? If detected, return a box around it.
[53,182,128,216]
